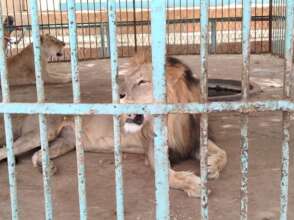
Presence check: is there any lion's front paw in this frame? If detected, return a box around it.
[37,160,58,176]
[181,172,202,197]
[207,154,221,180]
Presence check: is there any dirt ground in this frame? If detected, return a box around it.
[0,54,293,220]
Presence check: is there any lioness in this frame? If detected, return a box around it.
[0,52,227,197]
[6,33,71,86]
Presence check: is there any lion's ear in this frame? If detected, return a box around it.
[133,49,152,65]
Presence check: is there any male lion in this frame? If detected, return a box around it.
[6,33,71,86]
[0,52,227,197]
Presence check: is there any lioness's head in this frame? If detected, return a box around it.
[40,34,65,58]
[3,16,15,48]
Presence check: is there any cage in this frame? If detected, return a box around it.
[0,0,293,220]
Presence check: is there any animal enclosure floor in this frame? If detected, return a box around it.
[1,55,294,220]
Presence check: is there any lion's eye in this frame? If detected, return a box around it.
[138,80,148,85]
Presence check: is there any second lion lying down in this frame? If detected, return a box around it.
[0,52,227,197]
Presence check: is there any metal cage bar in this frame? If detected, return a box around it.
[150,1,170,219]
[280,0,294,219]
[2,100,294,115]
[200,0,209,219]
[240,0,251,219]
[67,1,88,219]
[0,1,293,219]
[108,1,125,220]
[0,3,19,220]
[29,1,53,219]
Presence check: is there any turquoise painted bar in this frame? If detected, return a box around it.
[199,0,209,219]
[1,100,294,115]
[280,0,294,219]
[67,1,88,219]
[29,1,53,219]
[150,1,170,219]
[108,1,125,220]
[0,1,292,219]
[0,4,19,219]
[241,0,251,219]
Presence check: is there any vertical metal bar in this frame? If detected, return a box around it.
[80,0,86,59]
[67,1,88,219]
[93,0,99,59]
[11,0,18,54]
[254,0,257,52]
[0,4,19,220]
[99,0,105,58]
[211,20,217,54]
[45,0,51,35]
[125,0,130,56]
[60,0,66,60]
[241,0,251,219]
[200,1,209,219]
[108,1,124,220]
[280,1,294,219]
[269,0,273,53]
[132,0,137,52]
[29,0,53,219]
[86,0,93,58]
[150,1,169,220]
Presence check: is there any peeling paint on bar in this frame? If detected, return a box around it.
[0,4,19,219]
[1,100,294,115]
[151,1,170,220]
[108,1,125,220]
[67,1,88,219]
[280,0,294,219]
[29,1,53,219]
[241,0,251,219]
[200,0,209,219]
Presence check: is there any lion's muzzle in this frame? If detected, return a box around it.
[126,114,144,125]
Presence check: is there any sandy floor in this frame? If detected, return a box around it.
[0,54,293,220]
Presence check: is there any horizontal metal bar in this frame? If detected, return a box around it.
[13,16,269,31]
[1,100,294,115]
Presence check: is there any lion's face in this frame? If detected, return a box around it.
[119,61,153,133]
[41,34,65,58]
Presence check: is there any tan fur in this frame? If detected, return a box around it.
[0,52,227,197]
[6,34,71,86]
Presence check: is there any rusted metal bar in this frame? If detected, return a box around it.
[200,0,209,219]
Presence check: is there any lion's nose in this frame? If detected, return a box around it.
[120,93,126,99]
